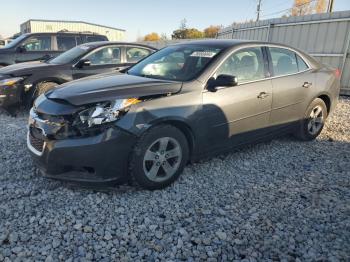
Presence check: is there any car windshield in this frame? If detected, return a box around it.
[49,45,92,64]
[127,45,223,81]
[2,34,28,48]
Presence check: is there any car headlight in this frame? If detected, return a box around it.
[0,77,24,87]
[78,98,141,127]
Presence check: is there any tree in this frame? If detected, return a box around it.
[290,0,328,16]
[315,0,327,13]
[172,28,204,39]
[180,18,187,30]
[291,0,312,16]
[172,29,187,39]
[186,28,204,39]
[143,32,160,41]
[160,33,168,41]
[204,25,221,38]
[172,19,204,39]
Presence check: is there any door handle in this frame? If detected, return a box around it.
[302,82,312,88]
[257,92,269,99]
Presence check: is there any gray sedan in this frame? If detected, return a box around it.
[28,40,340,189]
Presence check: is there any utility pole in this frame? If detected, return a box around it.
[256,0,262,21]
[327,0,334,13]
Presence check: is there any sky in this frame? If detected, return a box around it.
[1,0,349,41]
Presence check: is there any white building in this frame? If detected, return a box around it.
[20,19,125,41]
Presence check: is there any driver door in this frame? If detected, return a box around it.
[15,35,54,63]
[72,45,126,79]
[202,46,273,151]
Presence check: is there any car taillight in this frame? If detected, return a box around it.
[334,68,341,79]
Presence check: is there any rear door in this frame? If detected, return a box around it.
[72,45,124,79]
[267,46,314,127]
[15,35,55,63]
[202,46,273,150]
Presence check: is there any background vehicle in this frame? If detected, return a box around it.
[27,40,340,190]
[0,31,108,67]
[0,42,156,108]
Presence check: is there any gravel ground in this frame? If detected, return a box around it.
[0,97,349,261]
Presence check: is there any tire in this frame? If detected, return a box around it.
[129,125,189,190]
[295,98,328,141]
[35,81,58,97]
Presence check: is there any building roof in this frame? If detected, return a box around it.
[22,19,125,32]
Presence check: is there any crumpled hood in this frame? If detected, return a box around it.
[47,73,182,105]
[0,61,55,75]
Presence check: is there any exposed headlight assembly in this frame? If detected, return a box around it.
[78,98,141,127]
[0,77,24,87]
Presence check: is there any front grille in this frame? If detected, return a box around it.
[29,132,44,153]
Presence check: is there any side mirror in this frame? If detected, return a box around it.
[42,54,53,61]
[16,46,26,53]
[75,59,91,68]
[119,66,131,73]
[207,74,238,92]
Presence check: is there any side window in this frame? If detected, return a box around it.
[57,36,76,51]
[269,47,298,76]
[216,47,265,83]
[85,46,121,65]
[76,36,83,45]
[22,36,51,51]
[126,47,152,63]
[296,54,309,71]
[85,36,107,43]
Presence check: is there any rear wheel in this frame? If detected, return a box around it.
[129,125,189,190]
[295,98,328,141]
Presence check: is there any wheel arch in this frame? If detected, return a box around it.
[32,77,66,87]
[317,94,331,114]
[146,118,196,160]
[25,77,67,105]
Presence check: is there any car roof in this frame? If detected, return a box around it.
[170,39,301,50]
[21,32,106,36]
[171,39,253,48]
[80,41,158,50]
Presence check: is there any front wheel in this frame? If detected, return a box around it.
[129,125,189,190]
[35,81,58,97]
[26,81,58,108]
[295,98,328,141]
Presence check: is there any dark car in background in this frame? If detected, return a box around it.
[27,40,340,190]
[0,42,156,108]
[0,31,108,67]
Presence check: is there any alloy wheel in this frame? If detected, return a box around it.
[143,137,182,182]
[307,105,324,135]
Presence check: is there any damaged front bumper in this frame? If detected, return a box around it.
[27,107,137,185]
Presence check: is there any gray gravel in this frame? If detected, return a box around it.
[0,98,349,261]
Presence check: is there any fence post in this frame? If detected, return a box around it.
[340,29,350,79]
[231,25,235,39]
[266,23,274,42]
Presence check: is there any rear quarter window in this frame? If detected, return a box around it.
[57,35,77,51]
[84,36,108,43]
[296,55,309,71]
